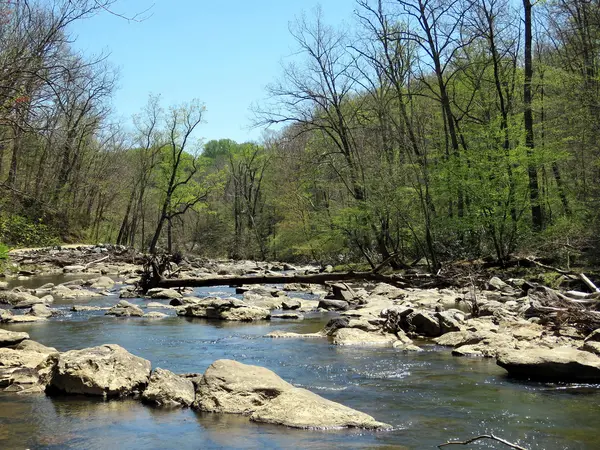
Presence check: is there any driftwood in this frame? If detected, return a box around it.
[579,273,600,293]
[438,434,528,450]
[84,255,109,269]
[139,255,454,292]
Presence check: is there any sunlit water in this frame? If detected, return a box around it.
[1,276,599,449]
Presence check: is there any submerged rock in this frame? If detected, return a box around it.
[143,312,168,319]
[195,359,389,430]
[496,347,600,382]
[141,368,195,407]
[51,344,151,397]
[264,331,325,339]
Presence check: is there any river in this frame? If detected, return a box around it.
[1,278,599,449]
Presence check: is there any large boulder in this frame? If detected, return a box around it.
[177,297,270,321]
[195,359,293,414]
[406,311,441,337]
[51,344,151,397]
[195,359,389,430]
[105,300,144,317]
[318,299,350,311]
[0,290,48,307]
[0,329,29,347]
[281,298,301,310]
[496,347,600,382]
[141,368,195,407]
[0,347,58,393]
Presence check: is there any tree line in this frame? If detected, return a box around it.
[1,0,599,270]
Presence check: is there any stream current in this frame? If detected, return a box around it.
[0,276,599,449]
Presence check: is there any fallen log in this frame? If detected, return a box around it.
[142,270,455,292]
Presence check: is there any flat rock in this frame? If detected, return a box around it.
[12,340,57,354]
[496,347,600,382]
[71,305,109,312]
[142,368,195,407]
[195,359,389,430]
[0,329,29,347]
[264,331,325,339]
[51,344,151,397]
[148,288,182,300]
[144,312,168,319]
[271,313,304,320]
[88,276,115,289]
[332,329,397,346]
[147,302,175,309]
[250,386,390,430]
[434,331,489,348]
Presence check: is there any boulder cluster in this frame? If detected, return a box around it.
[0,332,389,430]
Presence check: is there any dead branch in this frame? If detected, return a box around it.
[84,255,109,269]
[579,273,600,293]
[525,257,571,275]
[438,434,528,450]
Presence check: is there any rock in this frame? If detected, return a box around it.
[63,265,86,273]
[147,288,183,300]
[250,386,390,430]
[88,276,115,289]
[326,283,356,303]
[0,281,8,290]
[332,328,397,346]
[406,311,441,337]
[0,308,12,322]
[392,341,423,352]
[434,331,488,348]
[264,331,325,339]
[0,290,44,307]
[12,340,57,354]
[143,312,168,319]
[105,300,144,317]
[141,368,195,407]
[51,344,151,397]
[195,359,293,413]
[497,347,600,382]
[0,348,58,393]
[281,298,301,310]
[4,315,48,323]
[147,302,175,309]
[271,313,304,320]
[243,292,283,310]
[169,296,201,307]
[177,297,270,321]
[318,299,350,311]
[435,311,462,334]
[452,345,485,357]
[195,359,389,430]
[12,294,52,309]
[71,305,108,312]
[488,276,512,292]
[119,289,138,299]
[27,303,53,318]
[0,329,29,347]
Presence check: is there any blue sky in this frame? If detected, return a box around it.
[69,0,357,144]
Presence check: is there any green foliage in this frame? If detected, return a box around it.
[0,215,60,248]
[0,243,8,260]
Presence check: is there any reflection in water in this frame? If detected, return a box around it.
[0,283,599,449]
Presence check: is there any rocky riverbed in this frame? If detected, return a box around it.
[1,246,600,448]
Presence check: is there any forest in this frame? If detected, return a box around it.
[1,0,599,271]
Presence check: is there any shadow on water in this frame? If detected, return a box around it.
[1,283,599,449]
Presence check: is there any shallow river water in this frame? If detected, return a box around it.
[1,279,599,449]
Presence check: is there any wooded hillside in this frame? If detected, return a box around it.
[1,0,599,270]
